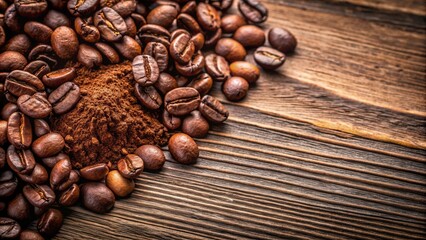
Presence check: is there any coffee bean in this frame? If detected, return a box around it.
[215,38,246,63]
[130,13,146,28]
[67,0,99,16]
[222,76,249,101]
[137,24,171,48]
[37,208,63,237]
[175,51,205,77]
[19,229,45,240]
[170,29,189,42]
[177,13,201,35]
[187,73,213,96]
[5,70,45,98]
[134,84,162,110]
[0,51,27,72]
[268,27,297,53]
[0,170,18,198]
[221,14,246,33]
[110,0,136,18]
[134,145,165,171]
[229,61,260,84]
[24,61,51,79]
[181,0,196,15]
[0,217,21,239]
[113,35,142,60]
[0,147,5,168]
[24,22,52,44]
[1,103,18,121]
[147,4,178,29]
[79,163,109,181]
[154,73,177,95]
[170,33,195,65]
[191,33,205,52]
[44,9,71,29]
[77,44,103,68]
[41,153,69,168]
[94,7,127,42]
[0,26,6,48]
[50,158,72,190]
[196,2,221,31]
[254,46,286,70]
[58,183,80,206]
[106,170,135,197]
[33,206,48,217]
[56,169,79,191]
[6,144,35,174]
[2,34,32,56]
[204,28,222,48]
[143,42,169,73]
[42,67,76,89]
[132,55,159,86]
[23,184,55,208]
[51,26,79,59]
[81,182,115,213]
[17,93,52,119]
[124,16,137,37]
[28,45,59,69]
[238,0,268,23]
[34,119,51,138]
[165,87,201,116]
[48,82,81,115]
[233,25,265,48]
[7,193,32,222]
[7,112,32,149]
[168,133,199,164]
[17,163,48,184]
[205,54,230,82]
[95,42,120,64]
[199,95,229,123]
[175,75,190,87]
[74,17,101,43]
[117,154,144,179]
[209,0,233,11]
[32,133,65,158]
[15,0,48,18]
[48,0,68,10]
[161,109,181,131]
[182,110,210,138]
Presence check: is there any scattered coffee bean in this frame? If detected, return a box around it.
[74,17,101,43]
[19,229,45,240]
[182,110,210,138]
[165,87,201,116]
[51,26,79,59]
[42,67,77,89]
[205,54,230,82]
[221,14,247,33]
[187,73,213,96]
[5,70,45,98]
[143,42,169,72]
[17,163,48,185]
[68,0,99,16]
[268,27,297,53]
[42,153,69,168]
[132,55,160,86]
[254,46,286,70]
[50,158,72,190]
[238,0,268,23]
[161,109,182,131]
[7,112,32,149]
[196,2,221,31]
[234,25,265,48]
[199,95,229,123]
[177,13,202,35]
[48,82,81,115]
[170,33,195,65]
[215,38,247,63]
[168,133,199,164]
[0,51,27,72]
[22,184,55,208]
[106,170,135,197]
[44,9,71,29]
[15,0,48,18]
[134,84,162,110]
[2,35,32,56]
[1,103,19,120]
[58,183,80,207]
[77,44,103,68]
[32,133,65,158]
[134,145,166,171]
[223,76,249,101]
[57,170,79,192]
[81,182,115,213]
[175,51,205,77]
[17,93,52,119]
[6,193,32,222]
[0,217,21,239]
[95,42,120,64]
[6,145,36,174]
[34,119,51,137]
[37,208,63,237]
[230,61,260,84]
[113,35,142,60]
[147,4,178,29]
[24,21,52,44]
[80,163,109,181]
[137,24,171,48]
[24,60,51,79]
[0,170,18,198]
[154,73,178,95]
[117,154,144,179]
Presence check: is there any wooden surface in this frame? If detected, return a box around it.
[57,1,426,239]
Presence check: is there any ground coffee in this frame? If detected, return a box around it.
[51,62,168,169]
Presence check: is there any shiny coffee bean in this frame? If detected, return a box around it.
[196,2,220,31]
[34,119,51,138]
[181,0,196,15]
[67,0,99,16]
[44,9,71,29]
[165,87,201,116]
[229,61,260,84]
[188,73,213,96]
[170,29,189,42]
[0,51,27,72]
[48,82,81,115]
[51,26,79,59]
[205,54,230,82]
[0,26,4,47]
[215,38,247,63]
[191,33,205,52]
[110,0,136,18]
[117,154,144,179]
[5,5,22,33]
[143,42,169,72]
[0,121,8,146]
[7,193,32,222]
[37,208,63,237]
[19,229,45,240]
[7,112,32,149]
[182,110,210,138]
[222,76,249,101]
[210,0,233,10]
[134,145,166,171]
[205,28,222,48]
[28,45,59,69]
[234,25,265,48]
[0,147,5,168]
[95,42,120,64]
[15,0,48,18]
[221,14,246,33]
[5,70,45,98]
[41,153,69,168]
[132,55,159,86]
[131,13,146,28]
[268,27,297,53]
[23,184,55,208]
[199,95,229,123]
[0,170,18,198]
[2,34,32,56]
[32,133,65,158]
[42,67,76,89]
[254,46,286,70]
[17,163,48,184]
[57,170,79,192]
[135,84,162,110]
[6,145,35,174]
[147,4,178,29]
[50,158,71,190]
[80,163,109,181]
[137,24,171,48]
[161,109,181,131]
[81,182,115,213]
[24,22,52,44]
[33,206,48,217]
[24,61,51,79]
[124,17,137,37]
[106,170,135,197]
[94,7,127,42]
[48,0,68,10]
[238,0,268,23]
[17,93,52,119]
[177,13,201,35]
[154,73,178,95]
[0,217,21,239]
[113,35,142,60]
[77,44,103,68]
[175,75,190,87]
[170,33,195,65]
[175,51,205,77]
[58,183,80,207]
[168,133,199,164]
[74,17,100,43]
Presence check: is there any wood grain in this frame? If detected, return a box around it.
[55,0,426,239]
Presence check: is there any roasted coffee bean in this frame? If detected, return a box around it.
[170,29,189,42]
[222,76,249,101]
[2,34,32,56]
[5,93,18,104]
[254,46,286,70]
[48,0,68,10]
[124,17,137,37]
[37,208,63,237]
[0,1,6,13]
[24,61,51,79]
[0,170,18,198]
[135,2,147,16]
[50,158,71,190]
[56,170,79,191]
[0,26,5,48]
[95,42,120,64]
[181,0,196,15]
[134,145,166,171]
[0,217,21,239]
[32,133,65,158]
[199,95,229,123]
[196,2,221,31]
[0,51,27,72]
[48,82,81,115]
[161,109,181,131]
[132,55,159,86]
[188,73,213,96]
[94,7,127,42]
[58,183,80,206]
[17,93,52,119]
[80,163,109,181]
[51,26,79,59]
[44,9,71,29]
[110,0,136,18]
[7,193,32,222]
[19,229,45,240]
[182,110,210,138]
[238,0,268,23]
[67,0,99,16]
[7,112,33,149]
[205,54,230,82]
[33,206,48,217]
[117,154,144,179]
[106,170,134,197]
[1,103,19,121]
[268,27,297,53]
[175,51,205,77]
[28,45,59,69]
[74,17,100,43]
[234,25,265,48]
[41,153,69,168]
[77,44,103,68]
[175,75,190,87]
[24,22,52,44]
[147,4,178,29]
[137,24,171,48]
[168,133,199,164]
[154,73,177,95]
[17,163,48,184]
[177,13,201,34]
[230,61,260,84]
[81,182,115,213]
[34,119,51,138]
[143,42,169,72]
[164,87,200,116]
[23,184,55,208]
[113,35,141,60]
[215,38,246,63]
[42,67,76,89]
[130,13,146,28]
[5,70,45,98]
[204,27,222,48]
[221,14,247,33]
[191,33,205,52]
[5,5,22,33]
[170,33,195,65]
[0,147,5,167]
[15,0,48,18]
[134,85,162,110]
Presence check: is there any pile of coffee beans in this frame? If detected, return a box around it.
[0,0,297,238]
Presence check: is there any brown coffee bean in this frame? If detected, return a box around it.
[0,148,5,169]
[221,14,246,33]
[132,55,159,86]
[110,0,136,18]
[117,154,144,179]
[5,5,22,33]
[44,9,71,29]
[42,67,76,89]
[175,75,190,87]
[229,61,260,84]
[177,13,201,35]
[161,109,181,131]
[17,93,52,119]
[234,25,265,48]
[34,119,51,138]
[175,51,205,77]
[199,95,229,123]
[0,51,27,72]
[94,7,127,42]
[41,153,69,168]
[37,208,63,238]
[187,73,213,96]
[191,33,205,52]
[77,44,103,68]
[170,29,190,42]
[181,0,196,15]
[131,13,146,28]
[2,34,32,56]
[215,38,246,63]
[57,170,79,192]
[80,163,109,181]
[7,193,31,222]
[196,2,221,31]
[33,206,47,217]
[222,76,249,101]
[0,121,7,146]
[254,46,286,70]
[168,133,199,164]
[134,145,165,171]
[154,73,178,95]
[51,26,79,59]
[28,45,59,69]
[125,16,137,37]
[238,0,268,23]
[137,24,171,48]
[50,158,71,190]
[170,33,195,65]
[106,170,135,197]
[268,27,297,53]
[6,145,35,174]
[205,54,230,82]
[67,0,99,16]
[0,217,21,239]
[23,184,55,208]
[48,82,81,115]
[5,70,45,98]
[32,133,65,158]
[0,26,5,48]
[81,182,115,213]
[95,42,120,64]
[17,163,48,184]
[74,17,101,43]
[113,35,142,60]
[15,0,48,18]
[165,87,201,116]
[7,112,32,149]
[58,183,80,206]
[143,42,169,72]
[19,229,45,240]
[134,84,162,110]
[24,22,52,44]
[147,4,178,29]
[0,170,18,198]
[182,110,210,138]
[210,0,233,10]
[24,61,51,79]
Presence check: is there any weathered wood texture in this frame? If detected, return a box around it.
[56,1,426,239]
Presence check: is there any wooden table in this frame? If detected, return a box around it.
[58,1,426,239]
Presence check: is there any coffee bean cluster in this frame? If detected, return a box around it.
[0,0,297,238]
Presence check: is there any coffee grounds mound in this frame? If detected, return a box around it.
[51,62,169,169]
